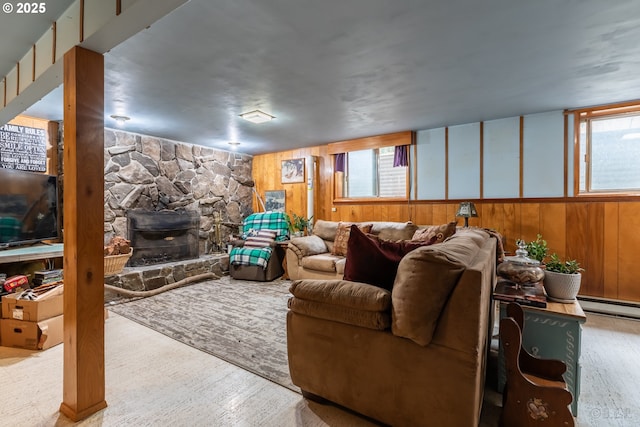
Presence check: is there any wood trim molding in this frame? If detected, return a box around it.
[519,116,524,198]
[563,112,568,197]
[326,131,414,154]
[52,22,57,64]
[79,0,85,42]
[32,44,36,82]
[412,142,418,199]
[445,127,449,200]
[568,99,640,117]
[479,121,484,199]
[572,111,581,196]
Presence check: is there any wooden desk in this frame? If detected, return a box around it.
[497,299,586,416]
[0,243,64,264]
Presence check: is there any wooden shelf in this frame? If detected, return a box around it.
[0,243,63,264]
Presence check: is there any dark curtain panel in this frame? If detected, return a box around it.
[393,145,409,167]
[334,153,346,172]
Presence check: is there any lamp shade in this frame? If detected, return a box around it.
[456,202,478,227]
[456,201,478,218]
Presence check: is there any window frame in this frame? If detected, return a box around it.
[572,101,640,197]
[328,131,414,203]
[340,147,409,200]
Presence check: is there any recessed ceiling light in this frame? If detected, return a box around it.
[239,110,275,124]
[110,115,130,126]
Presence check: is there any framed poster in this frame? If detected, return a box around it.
[264,190,285,212]
[0,124,47,171]
[281,158,305,183]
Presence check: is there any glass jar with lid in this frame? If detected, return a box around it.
[497,239,545,287]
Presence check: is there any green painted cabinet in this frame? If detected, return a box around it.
[497,300,586,416]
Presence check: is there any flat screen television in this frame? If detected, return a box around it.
[0,168,59,248]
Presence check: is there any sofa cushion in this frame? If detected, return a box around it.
[289,235,328,258]
[370,221,419,241]
[391,236,482,346]
[412,220,457,243]
[332,222,373,256]
[343,225,435,290]
[301,253,343,273]
[288,298,391,330]
[312,219,339,242]
[289,279,391,312]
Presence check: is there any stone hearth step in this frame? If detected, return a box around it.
[104,254,229,302]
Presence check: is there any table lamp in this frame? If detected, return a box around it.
[456,201,478,227]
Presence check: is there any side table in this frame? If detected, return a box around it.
[276,241,290,279]
[497,298,586,416]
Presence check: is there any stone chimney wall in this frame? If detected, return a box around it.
[103,128,253,253]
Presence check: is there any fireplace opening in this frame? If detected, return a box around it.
[127,209,199,266]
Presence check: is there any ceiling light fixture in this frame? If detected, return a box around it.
[228,141,241,150]
[239,110,275,124]
[622,132,640,140]
[110,115,130,126]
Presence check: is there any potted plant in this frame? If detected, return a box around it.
[543,253,584,302]
[525,234,548,263]
[286,213,312,237]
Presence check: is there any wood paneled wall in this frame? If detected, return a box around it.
[252,145,330,222]
[8,115,59,175]
[253,146,640,303]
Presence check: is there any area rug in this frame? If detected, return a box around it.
[107,276,640,426]
[107,275,297,391]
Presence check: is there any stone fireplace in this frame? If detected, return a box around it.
[102,128,254,255]
[127,209,199,266]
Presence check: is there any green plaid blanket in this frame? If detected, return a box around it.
[229,246,273,269]
[243,212,289,241]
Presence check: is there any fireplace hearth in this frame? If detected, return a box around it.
[127,209,199,266]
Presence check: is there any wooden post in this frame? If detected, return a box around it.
[59,46,106,421]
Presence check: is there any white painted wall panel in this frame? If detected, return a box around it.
[523,111,564,197]
[85,0,117,38]
[5,68,17,105]
[55,2,81,62]
[19,51,33,94]
[122,0,140,12]
[448,123,480,199]
[415,128,446,199]
[483,117,520,198]
[35,29,54,79]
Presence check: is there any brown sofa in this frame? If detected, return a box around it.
[286,220,423,280]
[286,228,497,427]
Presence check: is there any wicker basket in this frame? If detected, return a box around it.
[104,248,133,276]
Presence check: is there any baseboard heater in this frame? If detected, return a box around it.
[578,296,640,320]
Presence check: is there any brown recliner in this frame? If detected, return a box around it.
[500,303,574,427]
[229,240,285,281]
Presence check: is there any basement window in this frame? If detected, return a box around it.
[577,106,640,194]
[341,147,408,199]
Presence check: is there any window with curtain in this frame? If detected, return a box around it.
[577,105,640,194]
[341,146,408,199]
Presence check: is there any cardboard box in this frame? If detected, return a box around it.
[1,315,63,350]
[1,292,63,321]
